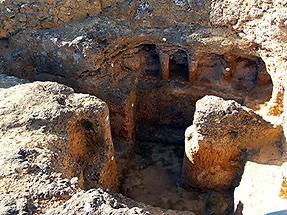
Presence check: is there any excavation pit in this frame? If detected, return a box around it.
[1,4,287,213]
[112,46,274,214]
[1,33,277,213]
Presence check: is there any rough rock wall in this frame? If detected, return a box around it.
[0,0,119,38]
[0,75,193,215]
[0,80,117,213]
[0,0,211,38]
[0,15,274,146]
[110,0,287,118]
[0,1,287,214]
[0,1,286,169]
[210,0,287,116]
[102,0,211,29]
[1,0,284,121]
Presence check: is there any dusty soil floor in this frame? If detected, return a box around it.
[120,142,233,214]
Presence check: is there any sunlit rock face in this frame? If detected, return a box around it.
[182,96,283,191]
[0,80,118,213]
[234,162,287,215]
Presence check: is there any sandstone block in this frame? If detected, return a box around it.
[0,80,117,212]
[182,96,283,191]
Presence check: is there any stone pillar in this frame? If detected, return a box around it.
[160,51,170,80]
[68,99,118,192]
[188,52,197,83]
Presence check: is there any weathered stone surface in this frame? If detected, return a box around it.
[1,1,287,120]
[0,76,197,215]
[234,161,287,215]
[0,16,273,147]
[0,193,30,215]
[0,0,120,38]
[0,80,117,213]
[46,188,194,215]
[0,0,211,39]
[223,85,287,214]
[210,0,287,119]
[0,0,287,214]
[182,96,283,191]
[0,73,29,89]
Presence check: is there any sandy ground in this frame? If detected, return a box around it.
[120,142,233,214]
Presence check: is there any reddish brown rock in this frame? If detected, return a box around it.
[182,96,283,191]
[0,17,274,147]
[0,80,118,213]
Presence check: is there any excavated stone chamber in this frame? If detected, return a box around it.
[47,40,273,213]
[0,17,277,214]
[2,0,287,213]
[107,43,274,146]
[111,44,274,213]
